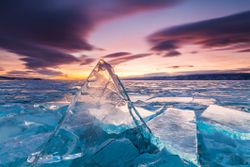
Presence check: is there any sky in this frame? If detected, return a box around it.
[0,0,250,79]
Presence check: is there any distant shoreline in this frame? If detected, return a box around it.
[123,73,250,80]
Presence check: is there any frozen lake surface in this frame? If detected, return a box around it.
[0,80,249,166]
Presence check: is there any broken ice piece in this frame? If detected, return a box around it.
[148,108,199,165]
[66,59,150,133]
[200,105,250,140]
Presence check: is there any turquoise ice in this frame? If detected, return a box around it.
[148,108,199,166]
[200,105,250,140]
[28,59,152,166]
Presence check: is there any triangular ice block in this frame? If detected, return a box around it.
[73,59,151,132]
[28,59,151,165]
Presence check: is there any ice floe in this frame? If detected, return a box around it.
[148,108,199,165]
[200,105,250,140]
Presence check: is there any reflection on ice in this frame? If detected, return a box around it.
[148,108,198,165]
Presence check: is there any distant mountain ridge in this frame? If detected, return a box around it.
[0,76,42,80]
[124,73,250,80]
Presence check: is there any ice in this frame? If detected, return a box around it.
[0,124,23,143]
[132,150,187,167]
[200,105,250,140]
[0,110,60,166]
[0,111,58,144]
[0,104,24,118]
[67,59,150,132]
[198,131,250,166]
[31,152,83,164]
[147,108,199,165]
[1,77,250,166]
[0,133,51,165]
[28,59,151,165]
[147,96,215,106]
[84,138,139,166]
[130,95,152,102]
[198,105,250,166]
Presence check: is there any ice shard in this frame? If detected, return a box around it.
[198,105,250,166]
[147,108,199,165]
[199,105,250,140]
[28,59,151,165]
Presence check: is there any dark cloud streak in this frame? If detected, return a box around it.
[104,52,131,58]
[167,65,194,69]
[163,50,181,57]
[6,68,64,77]
[151,40,178,51]
[79,55,95,65]
[109,53,151,65]
[6,70,32,77]
[0,36,79,69]
[0,0,182,70]
[35,68,64,76]
[148,11,250,53]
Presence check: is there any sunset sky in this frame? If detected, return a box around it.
[0,0,250,79]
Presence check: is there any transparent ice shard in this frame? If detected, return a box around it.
[199,105,250,140]
[28,59,151,165]
[71,59,151,132]
[148,108,199,165]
